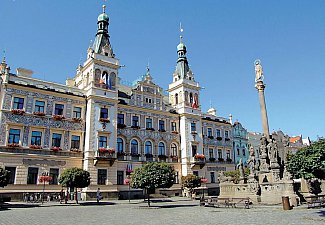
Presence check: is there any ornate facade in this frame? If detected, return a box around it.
[0,6,234,199]
[233,122,249,165]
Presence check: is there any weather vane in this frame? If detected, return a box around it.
[179,22,184,43]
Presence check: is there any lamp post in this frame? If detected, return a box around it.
[124,176,131,203]
[39,172,52,204]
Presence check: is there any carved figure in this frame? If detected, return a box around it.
[269,139,278,161]
[218,172,234,183]
[236,158,245,178]
[247,146,256,175]
[254,59,264,82]
[259,134,268,157]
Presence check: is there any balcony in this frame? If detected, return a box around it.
[158,154,168,162]
[94,150,117,166]
[190,155,206,169]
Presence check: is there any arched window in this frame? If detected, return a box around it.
[194,93,199,105]
[175,93,178,105]
[185,91,189,105]
[145,141,152,154]
[171,143,177,156]
[109,72,116,90]
[117,138,124,153]
[242,149,246,156]
[95,69,101,86]
[189,93,193,104]
[158,142,165,155]
[131,139,138,155]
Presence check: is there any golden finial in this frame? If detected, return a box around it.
[102,4,106,13]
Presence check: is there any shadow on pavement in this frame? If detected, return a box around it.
[316,210,325,217]
[0,203,41,210]
[79,202,116,206]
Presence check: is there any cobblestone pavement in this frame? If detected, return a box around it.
[1,198,324,225]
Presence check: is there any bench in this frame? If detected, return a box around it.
[305,195,325,208]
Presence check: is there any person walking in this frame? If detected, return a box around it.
[96,188,102,204]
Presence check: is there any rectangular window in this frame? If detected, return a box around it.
[227,151,231,159]
[210,172,215,183]
[8,128,20,144]
[71,135,80,149]
[171,122,177,132]
[174,171,179,184]
[159,120,165,131]
[207,128,212,136]
[242,149,246,156]
[193,171,199,177]
[31,131,42,146]
[97,169,107,185]
[99,136,107,148]
[117,171,124,185]
[54,104,64,115]
[117,113,124,125]
[216,129,221,137]
[146,118,152,129]
[52,133,62,147]
[132,116,139,127]
[218,149,223,159]
[13,97,24,110]
[34,100,45,113]
[5,167,16,184]
[191,122,196,132]
[49,168,59,185]
[209,148,214,158]
[100,108,108,119]
[225,131,229,138]
[27,167,39,184]
[192,145,197,157]
[73,107,82,118]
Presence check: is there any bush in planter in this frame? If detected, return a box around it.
[33,112,45,116]
[145,153,153,158]
[0,167,10,188]
[216,137,222,141]
[11,109,25,115]
[226,158,232,162]
[158,154,167,159]
[29,145,42,149]
[208,136,214,139]
[7,143,20,148]
[218,157,224,162]
[194,154,205,160]
[99,118,110,123]
[52,115,65,121]
[51,146,62,151]
[117,124,126,129]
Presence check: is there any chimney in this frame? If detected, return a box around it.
[16,68,33,78]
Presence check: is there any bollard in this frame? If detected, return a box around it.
[282,196,291,210]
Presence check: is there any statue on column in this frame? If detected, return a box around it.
[254,59,264,82]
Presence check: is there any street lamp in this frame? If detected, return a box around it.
[39,172,52,204]
[124,176,131,203]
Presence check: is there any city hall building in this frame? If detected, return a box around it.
[0,6,234,200]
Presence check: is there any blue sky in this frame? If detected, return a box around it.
[1,0,324,140]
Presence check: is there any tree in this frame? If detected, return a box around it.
[223,168,250,184]
[287,139,325,195]
[58,167,91,204]
[0,167,10,188]
[131,162,175,207]
[181,174,201,195]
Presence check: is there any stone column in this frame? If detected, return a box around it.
[255,81,270,138]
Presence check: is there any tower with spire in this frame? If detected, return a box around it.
[168,29,203,176]
[72,5,120,188]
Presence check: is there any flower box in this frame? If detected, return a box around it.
[209,157,216,162]
[131,153,140,157]
[158,129,166,132]
[98,147,109,153]
[7,143,20,148]
[29,145,42,149]
[108,148,115,154]
[201,178,208,183]
[146,127,155,131]
[170,155,178,160]
[131,126,140,129]
[225,138,231,141]
[52,115,65,121]
[191,131,198,135]
[218,157,224,162]
[117,124,126,129]
[11,109,25,115]
[226,158,232,162]
[194,154,205,160]
[70,148,80,152]
[145,153,153,158]
[99,118,110,123]
[216,137,222,141]
[72,117,82,122]
[117,151,126,156]
[208,136,214,139]
[51,146,62,151]
[171,131,179,134]
[33,112,45,116]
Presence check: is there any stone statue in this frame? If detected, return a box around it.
[247,146,256,176]
[218,172,234,183]
[269,139,278,161]
[236,158,245,178]
[254,59,264,82]
[259,134,268,158]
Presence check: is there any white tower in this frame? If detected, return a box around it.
[168,34,203,176]
[74,5,119,191]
